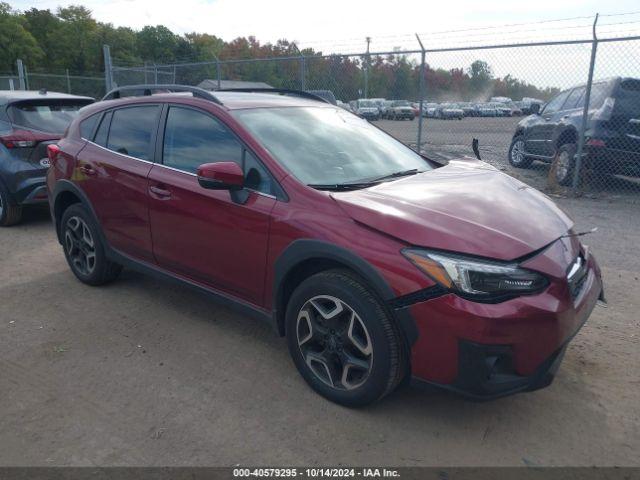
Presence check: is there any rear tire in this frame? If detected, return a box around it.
[0,181,22,227]
[508,135,534,169]
[61,204,122,286]
[285,269,406,407]
[552,143,577,187]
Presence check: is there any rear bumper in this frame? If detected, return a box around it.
[405,252,603,400]
[587,145,640,177]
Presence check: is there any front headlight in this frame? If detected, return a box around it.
[402,249,548,301]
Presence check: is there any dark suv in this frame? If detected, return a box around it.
[47,85,603,406]
[508,77,640,185]
[0,90,94,226]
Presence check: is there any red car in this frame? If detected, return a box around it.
[47,85,604,406]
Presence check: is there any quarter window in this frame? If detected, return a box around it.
[107,106,160,160]
[80,113,99,140]
[162,106,242,173]
[93,111,112,147]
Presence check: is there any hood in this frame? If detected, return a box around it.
[331,159,573,260]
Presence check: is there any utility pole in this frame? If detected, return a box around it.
[364,36,371,99]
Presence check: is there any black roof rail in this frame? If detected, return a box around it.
[102,84,223,105]
[217,88,331,104]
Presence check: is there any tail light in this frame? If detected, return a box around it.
[592,97,615,121]
[586,138,606,147]
[47,144,61,165]
[0,130,37,149]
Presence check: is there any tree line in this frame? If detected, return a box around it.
[1,2,559,101]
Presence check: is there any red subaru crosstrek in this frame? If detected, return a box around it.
[47,86,604,406]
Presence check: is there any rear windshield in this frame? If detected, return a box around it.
[8,99,92,134]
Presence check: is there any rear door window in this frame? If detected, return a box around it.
[8,100,93,133]
[107,106,160,161]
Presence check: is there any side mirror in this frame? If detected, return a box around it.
[531,103,541,115]
[197,162,244,191]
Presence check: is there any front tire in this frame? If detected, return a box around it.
[61,204,122,286]
[285,269,406,407]
[508,135,533,168]
[0,181,23,227]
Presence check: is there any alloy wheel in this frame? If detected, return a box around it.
[511,139,526,165]
[296,295,373,390]
[64,216,97,276]
[556,150,572,184]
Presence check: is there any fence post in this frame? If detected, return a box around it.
[24,65,29,90]
[66,69,71,93]
[173,65,177,83]
[103,45,113,92]
[416,34,426,154]
[572,14,599,191]
[214,55,222,89]
[153,64,158,85]
[16,59,26,90]
[300,55,306,91]
[364,37,371,98]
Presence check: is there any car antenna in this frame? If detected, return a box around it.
[472,138,481,160]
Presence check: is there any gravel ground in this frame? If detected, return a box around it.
[0,189,638,466]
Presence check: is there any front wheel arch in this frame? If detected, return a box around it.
[272,240,418,347]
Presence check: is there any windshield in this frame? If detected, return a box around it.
[8,100,92,133]
[233,107,431,186]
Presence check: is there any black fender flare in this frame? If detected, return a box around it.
[51,180,107,246]
[273,239,418,347]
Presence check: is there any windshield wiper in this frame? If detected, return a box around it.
[369,168,421,182]
[308,181,380,191]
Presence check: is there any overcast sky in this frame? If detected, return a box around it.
[10,0,640,88]
[10,0,640,50]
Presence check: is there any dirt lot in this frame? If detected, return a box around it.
[1,190,639,466]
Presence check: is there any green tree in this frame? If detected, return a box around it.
[0,2,43,72]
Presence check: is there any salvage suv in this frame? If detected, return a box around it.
[509,77,640,185]
[47,85,603,406]
[0,90,93,226]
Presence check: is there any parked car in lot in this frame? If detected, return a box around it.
[0,90,93,226]
[386,100,415,120]
[436,103,464,120]
[48,85,603,406]
[458,102,476,117]
[474,103,498,117]
[354,99,380,120]
[520,97,545,115]
[509,77,640,185]
[487,102,513,117]
[423,102,438,117]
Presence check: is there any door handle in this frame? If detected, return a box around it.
[79,164,96,176]
[149,185,172,199]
